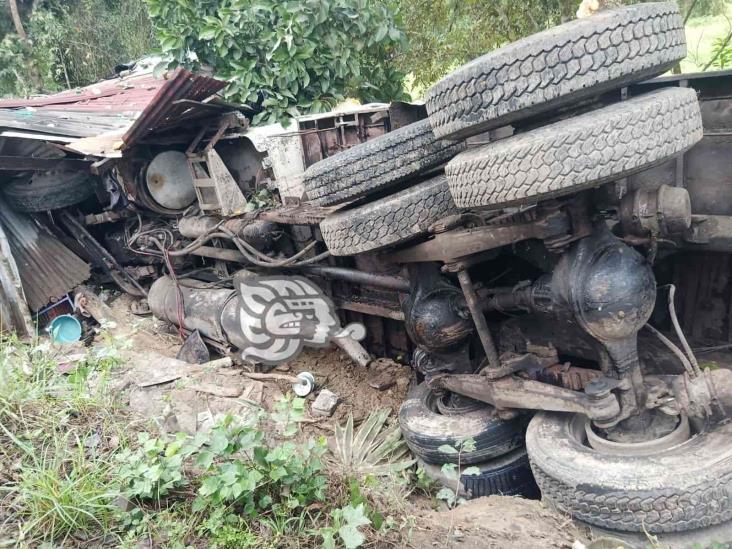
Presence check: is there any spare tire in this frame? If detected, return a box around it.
[418,447,539,499]
[445,87,702,209]
[527,412,732,533]
[3,171,95,213]
[319,174,457,256]
[426,2,686,140]
[399,382,526,465]
[303,119,465,207]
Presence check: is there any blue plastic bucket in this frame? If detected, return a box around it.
[48,314,82,344]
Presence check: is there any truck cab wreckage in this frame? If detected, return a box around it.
[3,3,732,540]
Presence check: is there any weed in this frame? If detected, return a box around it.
[435,437,479,508]
[14,437,116,542]
[320,503,372,549]
[330,408,414,478]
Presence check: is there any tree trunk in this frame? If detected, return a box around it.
[8,0,28,40]
[8,0,44,92]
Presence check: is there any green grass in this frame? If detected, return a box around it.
[15,438,116,543]
[0,334,418,548]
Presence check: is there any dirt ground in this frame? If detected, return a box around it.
[410,496,587,548]
[99,292,590,548]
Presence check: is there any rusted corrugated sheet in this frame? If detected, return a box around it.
[122,68,226,146]
[0,197,90,311]
[0,68,225,150]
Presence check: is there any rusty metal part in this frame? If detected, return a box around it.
[190,246,248,263]
[124,265,156,279]
[482,350,559,380]
[619,184,691,237]
[683,214,732,252]
[583,413,690,456]
[299,265,410,292]
[526,363,602,391]
[672,368,731,422]
[59,211,146,297]
[332,297,404,321]
[457,269,500,369]
[83,210,131,226]
[484,277,553,314]
[148,276,238,343]
[149,275,375,368]
[386,208,571,264]
[178,216,279,250]
[259,203,335,225]
[429,373,621,422]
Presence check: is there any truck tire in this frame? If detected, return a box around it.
[399,382,526,466]
[319,175,457,256]
[445,88,702,209]
[426,2,686,140]
[527,412,732,533]
[418,447,539,499]
[303,119,465,207]
[2,171,95,213]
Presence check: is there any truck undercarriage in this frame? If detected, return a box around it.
[3,3,732,539]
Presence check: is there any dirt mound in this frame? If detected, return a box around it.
[280,347,413,422]
[410,496,587,548]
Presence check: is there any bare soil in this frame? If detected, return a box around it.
[410,496,587,548]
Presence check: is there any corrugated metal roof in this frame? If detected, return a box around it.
[0,197,90,311]
[0,68,226,155]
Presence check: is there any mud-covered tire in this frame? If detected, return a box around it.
[445,88,702,209]
[303,119,465,207]
[399,382,526,466]
[319,175,457,256]
[2,171,95,213]
[527,412,732,533]
[418,447,539,499]
[426,2,686,140]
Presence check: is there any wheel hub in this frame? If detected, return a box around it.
[584,410,690,456]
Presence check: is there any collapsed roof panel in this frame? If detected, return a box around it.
[0,68,226,157]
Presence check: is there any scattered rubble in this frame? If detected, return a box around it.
[312,388,340,417]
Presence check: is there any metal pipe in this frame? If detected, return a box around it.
[298,265,410,292]
[178,216,279,249]
[457,269,500,369]
[191,245,248,262]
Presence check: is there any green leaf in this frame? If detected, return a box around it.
[342,503,371,528]
[199,476,221,496]
[462,466,481,476]
[438,444,458,455]
[441,462,458,480]
[338,524,365,549]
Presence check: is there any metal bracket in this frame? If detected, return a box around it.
[429,372,621,422]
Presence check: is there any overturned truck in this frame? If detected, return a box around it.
[3,2,732,538]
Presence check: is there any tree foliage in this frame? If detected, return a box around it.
[145,0,408,125]
[397,0,728,92]
[0,0,157,97]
